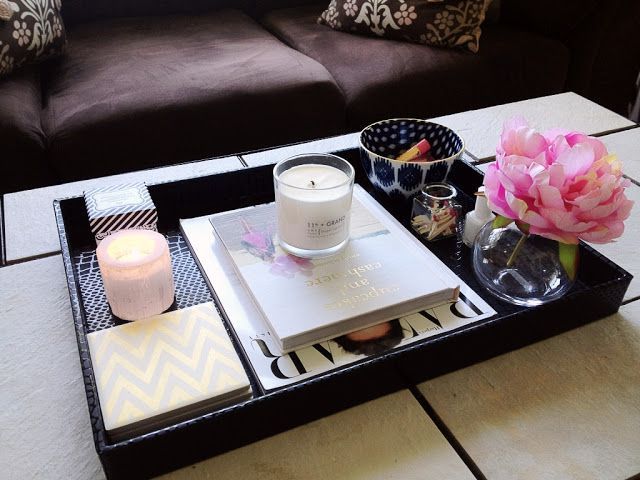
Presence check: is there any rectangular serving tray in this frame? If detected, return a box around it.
[55,148,632,479]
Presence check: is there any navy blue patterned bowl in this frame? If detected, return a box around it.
[359,118,464,201]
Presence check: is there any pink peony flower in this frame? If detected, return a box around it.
[484,118,634,244]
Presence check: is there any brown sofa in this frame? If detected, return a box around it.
[1,0,638,194]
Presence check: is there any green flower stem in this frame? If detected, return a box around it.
[507,232,529,267]
[558,242,579,281]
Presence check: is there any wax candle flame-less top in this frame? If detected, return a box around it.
[278,163,351,195]
[103,234,160,266]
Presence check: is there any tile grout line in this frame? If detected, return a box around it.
[475,157,495,165]
[469,123,639,164]
[3,250,61,268]
[597,123,640,186]
[409,385,488,480]
[624,175,640,188]
[622,296,640,306]
[592,123,640,138]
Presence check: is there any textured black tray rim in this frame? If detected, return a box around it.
[54,153,633,479]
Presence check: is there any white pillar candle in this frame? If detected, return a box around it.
[275,158,354,256]
[96,229,175,321]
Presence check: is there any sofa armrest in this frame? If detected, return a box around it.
[0,66,53,193]
[500,0,601,39]
[500,0,640,116]
[586,1,640,116]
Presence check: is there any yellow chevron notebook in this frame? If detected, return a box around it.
[87,302,252,441]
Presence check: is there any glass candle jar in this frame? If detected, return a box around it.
[96,229,175,321]
[410,183,461,241]
[273,153,355,258]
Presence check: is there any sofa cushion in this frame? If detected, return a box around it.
[318,0,492,53]
[43,9,346,181]
[0,0,66,79]
[262,4,570,129]
[61,0,249,27]
[254,0,321,16]
[0,66,52,193]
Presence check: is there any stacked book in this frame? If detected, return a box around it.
[88,302,252,441]
[208,186,460,353]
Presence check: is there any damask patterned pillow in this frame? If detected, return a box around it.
[318,0,492,53]
[0,0,66,78]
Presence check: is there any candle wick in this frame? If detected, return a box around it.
[309,180,316,188]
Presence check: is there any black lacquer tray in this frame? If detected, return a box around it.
[55,148,632,479]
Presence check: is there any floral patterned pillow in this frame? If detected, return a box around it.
[0,0,66,78]
[318,0,492,53]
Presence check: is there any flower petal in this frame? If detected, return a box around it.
[537,185,565,209]
[554,143,596,179]
[499,118,548,158]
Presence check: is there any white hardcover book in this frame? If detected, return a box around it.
[209,185,460,353]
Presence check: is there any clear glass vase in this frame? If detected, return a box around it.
[472,222,574,306]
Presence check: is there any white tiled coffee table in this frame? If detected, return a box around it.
[418,300,640,480]
[419,118,640,480]
[0,258,474,480]
[434,92,635,161]
[1,93,638,480]
[3,156,243,264]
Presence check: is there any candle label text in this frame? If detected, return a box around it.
[306,214,347,240]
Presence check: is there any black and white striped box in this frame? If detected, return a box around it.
[84,182,158,244]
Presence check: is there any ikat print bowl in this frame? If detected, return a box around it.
[359,118,465,201]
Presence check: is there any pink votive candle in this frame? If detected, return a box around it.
[96,229,175,321]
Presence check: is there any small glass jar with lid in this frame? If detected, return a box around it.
[410,183,461,241]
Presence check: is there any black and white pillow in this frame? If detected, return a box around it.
[319,0,492,53]
[0,0,66,78]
